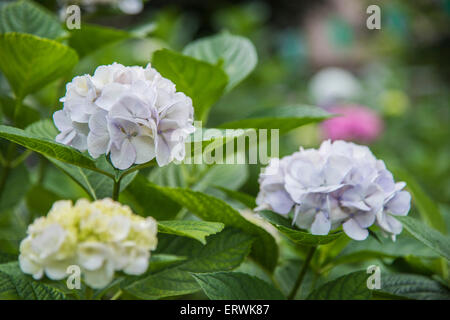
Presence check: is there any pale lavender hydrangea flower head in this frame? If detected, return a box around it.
[53,63,195,170]
[256,140,411,241]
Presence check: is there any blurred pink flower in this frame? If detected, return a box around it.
[321,105,383,143]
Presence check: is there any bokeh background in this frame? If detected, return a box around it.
[5,0,450,222]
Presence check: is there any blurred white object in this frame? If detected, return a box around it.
[118,0,143,14]
[309,67,361,106]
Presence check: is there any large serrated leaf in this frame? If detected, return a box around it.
[0,0,66,40]
[136,182,278,271]
[396,216,450,260]
[0,262,67,300]
[183,32,257,91]
[193,272,285,300]
[307,271,371,300]
[26,120,131,199]
[123,228,253,299]
[152,49,228,121]
[158,220,224,244]
[0,33,78,98]
[0,124,98,171]
[218,105,331,134]
[379,273,450,300]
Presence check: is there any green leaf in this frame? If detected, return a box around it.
[193,272,285,300]
[378,273,450,300]
[0,163,30,212]
[145,184,278,271]
[0,33,78,98]
[394,169,446,234]
[258,211,342,246]
[158,220,224,244]
[307,271,371,300]
[215,186,256,209]
[68,24,131,58]
[0,252,16,264]
[0,95,40,128]
[183,32,257,91]
[123,228,253,299]
[0,0,66,40]
[0,262,67,300]
[152,49,228,121]
[122,174,182,220]
[0,124,99,172]
[218,105,331,134]
[25,120,125,199]
[258,210,292,228]
[187,127,257,162]
[276,225,342,246]
[396,216,450,260]
[147,254,187,274]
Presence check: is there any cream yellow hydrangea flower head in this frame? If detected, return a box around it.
[19,198,158,289]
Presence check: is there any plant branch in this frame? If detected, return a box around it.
[288,246,317,300]
[112,178,121,201]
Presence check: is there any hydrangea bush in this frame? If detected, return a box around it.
[0,0,448,301]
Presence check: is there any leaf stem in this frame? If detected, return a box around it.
[288,246,317,300]
[112,178,121,201]
[110,289,123,300]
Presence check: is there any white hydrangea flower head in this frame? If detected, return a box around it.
[19,199,158,289]
[54,62,195,170]
[256,140,411,241]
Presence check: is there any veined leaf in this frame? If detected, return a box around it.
[0,33,78,98]
[123,228,253,299]
[0,124,97,171]
[0,0,66,40]
[307,271,371,300]
[183,32,257,91]
[396,216,450,260]
[378,273,450,300]
[158,220,224,244]
[140,184,278,271]
[193,272,285,300]
[275,225,342,246]
[393,169,446,234]
[152,49,228,121]
[122,174,182,220]
[215,186,256,209]
[25,120,130,199]
[0,262,67,300]
[259,210,341,246]
[218,105,331,134]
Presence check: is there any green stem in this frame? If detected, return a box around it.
[112,178,121,201]
[288,246,317,300]
[110,289,123,300]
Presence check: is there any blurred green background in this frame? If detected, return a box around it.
[2,0,449,219]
